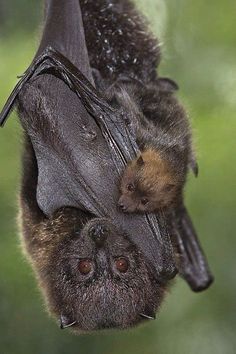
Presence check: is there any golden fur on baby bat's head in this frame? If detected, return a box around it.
[119,148,182,213]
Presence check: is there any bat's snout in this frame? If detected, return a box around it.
[118,196,137,213]
[118,197,128,212]
[88,223,109,246]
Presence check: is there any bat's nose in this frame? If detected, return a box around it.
[118,197,128,211]
[89,224,108,246]
[118,201,127,211]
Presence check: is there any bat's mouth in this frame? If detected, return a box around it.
[61,313,154,333]
[57,286,161,333]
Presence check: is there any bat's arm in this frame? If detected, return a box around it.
[0,47,108,127]
[0,48,54,127]
[0,46,138,171]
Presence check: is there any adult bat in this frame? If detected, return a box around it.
[0,0,213,332]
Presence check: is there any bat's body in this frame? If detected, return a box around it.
[0,0,213,333]
[80,0,161,83]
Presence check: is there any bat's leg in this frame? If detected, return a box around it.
[171,205,214,292]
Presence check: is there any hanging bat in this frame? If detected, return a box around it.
[0,0,213,333]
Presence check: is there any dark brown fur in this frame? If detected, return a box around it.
[80,0,161,83]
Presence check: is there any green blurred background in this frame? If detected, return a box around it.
[0,0,235,353]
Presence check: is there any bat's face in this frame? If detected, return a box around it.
[118,150,179,213]
[34,209,167,333]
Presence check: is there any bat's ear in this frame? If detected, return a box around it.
[137,155,145,167]
[189,150,199,177]
[37,0,93,84]
[156,77,179,93]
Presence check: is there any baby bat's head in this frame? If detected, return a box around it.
[28,208,167,333]
[118,149,181,213]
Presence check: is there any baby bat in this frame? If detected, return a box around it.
[105,77,192,213]
[0,0,213,333]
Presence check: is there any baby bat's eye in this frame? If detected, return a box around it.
[141,197,149,205]
[115,257,129,273]
[164,184,175,192]
[78,259,93,275]
[127,183,135,192]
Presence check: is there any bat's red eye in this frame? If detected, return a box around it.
[115,258,129,273]
[141,197,148,205]
[127,183,135,192]
[78,259,93,275]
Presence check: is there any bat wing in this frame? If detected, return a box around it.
[171,205,214,291]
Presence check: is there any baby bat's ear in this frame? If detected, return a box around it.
[156,77,179,93]
[164,183,176,192]
[137,155,145,167]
